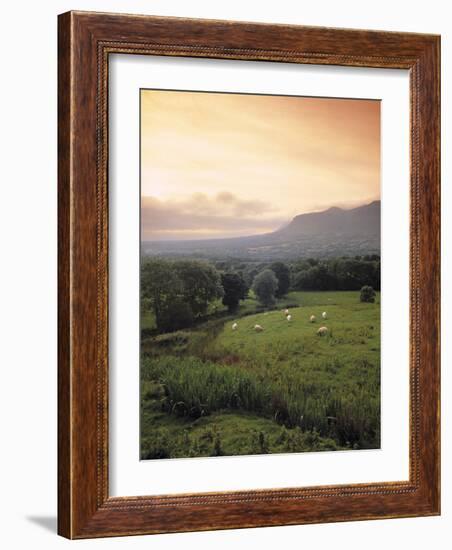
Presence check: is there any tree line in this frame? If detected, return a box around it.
[290,256,380,291]
[141,255,380,333]
[211,255,380,293]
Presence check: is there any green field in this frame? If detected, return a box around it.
[141,291,380,459]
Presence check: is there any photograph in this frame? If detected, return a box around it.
[139,89,382,460]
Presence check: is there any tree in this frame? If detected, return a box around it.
[243,266,260,288]
[141,259,183,331]
[157,299,194,332]
[252,269,279,307]
[221,272,248,312]
[174,260,224,316]
[291,257,381,292]
[269,262,290,297]
[293,269,313,291]
[360,285,376,303]
[293,265,329,291]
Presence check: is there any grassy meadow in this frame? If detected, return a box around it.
[140,290,380,459]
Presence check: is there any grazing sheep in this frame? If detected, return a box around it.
[322,311,328,319]
[254,324,264,332]
[286,315,292,322]
[309,315,316,323]
[284,309,290,316]
[317,326,328,336]
[232,322,238,330]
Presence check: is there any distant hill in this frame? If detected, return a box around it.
[274,200,380,239]
[142,201,381,260]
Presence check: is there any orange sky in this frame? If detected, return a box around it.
[141,90,380,241]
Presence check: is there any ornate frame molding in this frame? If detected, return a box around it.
[58,11,440,538]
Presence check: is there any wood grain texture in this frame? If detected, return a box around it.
[57,10,72,539]
[57,11,440,539]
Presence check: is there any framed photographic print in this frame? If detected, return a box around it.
[58,11,440,538]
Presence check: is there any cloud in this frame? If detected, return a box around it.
[140,92,380,240]
[141,193,286,241]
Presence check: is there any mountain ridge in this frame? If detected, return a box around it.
[142,200,381,260]
[273,200,380,239]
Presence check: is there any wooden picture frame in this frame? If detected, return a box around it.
[58,11,440,539]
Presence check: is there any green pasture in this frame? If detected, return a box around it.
[140,291,380,459]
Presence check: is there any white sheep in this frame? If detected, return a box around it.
[286,315,292,322]
[232,322,238,330]
[284,309,290,316]
[317,326,328,336]
[322,311,328,319]
[254,324,264,332]
[309,315,316,323]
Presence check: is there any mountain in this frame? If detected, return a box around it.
[274,200,380,239]
[142,201,381,260]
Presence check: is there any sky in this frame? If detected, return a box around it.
[141,90,380,241]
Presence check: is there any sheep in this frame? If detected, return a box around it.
[284,309,290,316]
[232,322,238,330]
[317,326,328,336]
[309,315,316,323]
[286,315,292,322]
[254,324,264,332]
[322,311,328,319]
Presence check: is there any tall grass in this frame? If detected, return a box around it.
[141,354,380,448]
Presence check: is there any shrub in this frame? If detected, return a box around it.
[212,428,224,456]
[360,285,376,303]
[141,429,171,459]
